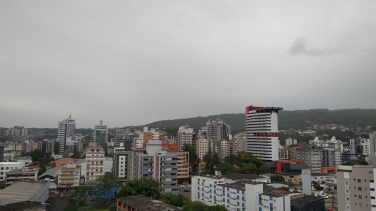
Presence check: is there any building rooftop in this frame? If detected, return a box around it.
[311,173,331,177]
[38,167,59,179]
[56,158,74,161]
[290,196,324,206]
[6,168,38,174]
[0,181,49,205]
[118,195,180,211]
[197,173,262,181]
[0,201,44,211]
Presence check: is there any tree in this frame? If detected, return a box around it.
[38,165,47,177]
[63,203,79,211]
[270,175,285,183]
[183,201,210,211]
[117,177,162,199]
[109,203,117,211]
[311,181,321,190]
[238,163,257,174]
[182,144,200,174]
[76,207,90,211]
[69,186,95,207]
[30,149,45,162]
[203,151,220,173]
[208,205,228,211]
[96,173,118,204]
[255,164,270,175]
[182,201,227,211]
[224,154,237,165]
[160,193,188,207]
[214,162,235,175]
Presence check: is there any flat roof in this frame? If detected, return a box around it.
[311,173,331,177]
[118,196,180,211]
[0,182,49,205]
[0,201,44,211]
[291,196,324,206]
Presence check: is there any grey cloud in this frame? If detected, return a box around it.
[288,38,346,56]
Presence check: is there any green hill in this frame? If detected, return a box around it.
[146,109,376,134]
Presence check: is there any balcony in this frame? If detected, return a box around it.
[60,182,75,185]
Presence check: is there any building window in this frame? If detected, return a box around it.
[359,187,362,191]
[358,179,361,183]
[371,188,375,191]
[359,195,363,199]
[359,203,363,207]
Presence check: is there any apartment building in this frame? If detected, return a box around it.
[93,120,108,148]
[191,173,291,211]
[112,147,131,182]
[176,126,194,151]
[245,106,283,161]
[235,139,247,153]
[168,151,189,181]
[136,139,179,195]
[206,117,231,141]
[196,139,209,160]
[0,162,25,181]
[295,145,322,173]
[85,142,105,184]
[58,163,81,188]
[5,168,38,186]
[7,126,28,137]
[337,165,376,211]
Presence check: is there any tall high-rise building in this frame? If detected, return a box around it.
[0,128,4,139]
[369,131,376,166]
[58,115,76,154]
[206,117,231,141]
[93,120,108,148]
[176,126,194,151]
[245,106,283,161]
[114,128,125,148]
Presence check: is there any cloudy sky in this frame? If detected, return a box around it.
[1,1,376,128]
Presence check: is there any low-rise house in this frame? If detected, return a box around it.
[117,195,180,211]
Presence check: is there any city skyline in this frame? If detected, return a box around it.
[1,1,376,128]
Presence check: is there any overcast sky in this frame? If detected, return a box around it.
[1,1,376,128]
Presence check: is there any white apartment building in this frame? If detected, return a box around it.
[361,138,371,156]
[0,162,25,181]
[191,173,291,211]
[206,118,231,141]
[245,106,282,161]
[221,140,228,159]
[176,126,194,151]
[196,139,209,160]
[309,136,344,153]
[85,142,105,184]
[58,115,76,154]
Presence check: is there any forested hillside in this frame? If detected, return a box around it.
[146,109,376,134]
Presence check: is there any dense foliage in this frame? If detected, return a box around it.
[270,175,285,183]
[202,151,220,173]
[214,162,235,175]
[144,109,376,134]
[160,193,188,207]
[96,173,118,203]
[182,144,200,174]
[224,152,270,175]
[182,201,228,211]
[117,177,162,199]
[68,186,95,207]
